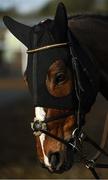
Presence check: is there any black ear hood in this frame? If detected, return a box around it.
[3,16,31,47]
[3,3,99,113]
[53,2,68,41]
[3,2,68,46]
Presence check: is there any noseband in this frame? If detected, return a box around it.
[31,110,78,150]
[28,29,108,179]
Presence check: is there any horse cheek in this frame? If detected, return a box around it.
[63,116,75,140]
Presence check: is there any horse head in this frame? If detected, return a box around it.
[3,3,99,173]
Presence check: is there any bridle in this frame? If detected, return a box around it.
[27,27,85,141]
[27,28,108,179]
[27,29,84,121]
[28,29,84,148]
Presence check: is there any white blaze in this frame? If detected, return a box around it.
[35,107,51,167]
[35,107,46,122]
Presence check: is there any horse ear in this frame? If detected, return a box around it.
[3,16,31,47]
[54,3,68,38]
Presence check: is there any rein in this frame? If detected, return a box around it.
[31,117,108,179]
[28,29,108,179]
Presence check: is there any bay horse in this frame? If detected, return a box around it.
[3,2,108,175]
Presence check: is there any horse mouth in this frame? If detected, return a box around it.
[41,147,74,173]
[42,162,73,174]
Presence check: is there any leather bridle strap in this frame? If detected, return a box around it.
[82,133,108,179]
[40,129,78,150]
[27,42,69,53]
[44,110,75,123]
[67,29,85,130]
[84,134,108,157]
[31,111,77,149]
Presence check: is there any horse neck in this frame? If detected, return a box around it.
[68,15,108,74]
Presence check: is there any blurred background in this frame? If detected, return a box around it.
[0,0,108,178]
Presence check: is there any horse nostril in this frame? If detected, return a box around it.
[49,152,60,170]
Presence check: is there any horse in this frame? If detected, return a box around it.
[3,2,108,174]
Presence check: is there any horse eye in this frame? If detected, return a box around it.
[55,72,66,85]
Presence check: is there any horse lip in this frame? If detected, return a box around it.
[41,154,73,174]
[41,162,53,172]
[48,164,73,174]
[47,166,53,172]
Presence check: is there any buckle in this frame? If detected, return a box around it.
[72,128,78,138]
[31,118,47,136]
[85,160,95,169]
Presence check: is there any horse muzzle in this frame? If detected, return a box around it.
[42,146,74,173]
